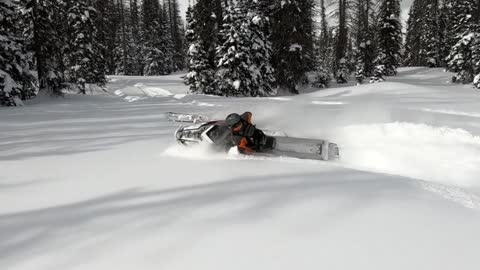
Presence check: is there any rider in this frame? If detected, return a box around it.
[225,112,269,154]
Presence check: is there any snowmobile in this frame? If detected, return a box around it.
[169,112,340,161]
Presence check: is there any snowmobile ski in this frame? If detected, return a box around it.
[166,112,210,123]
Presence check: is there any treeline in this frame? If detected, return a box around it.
[404,0,480,87]
[0,0,185,106]
[185,0,404,96]
[186,0,480,97]
[2,0,479,107]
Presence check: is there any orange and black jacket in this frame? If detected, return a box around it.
[231,112,256,154]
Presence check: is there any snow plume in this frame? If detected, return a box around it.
[336,122,480,188]
[162,144,230,160]
[254,99,393,140]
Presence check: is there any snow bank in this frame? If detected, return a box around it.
[134,83,173,97]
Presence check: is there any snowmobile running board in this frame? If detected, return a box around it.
[268,136,340,161]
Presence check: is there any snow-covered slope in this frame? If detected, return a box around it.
[1,68,480,270]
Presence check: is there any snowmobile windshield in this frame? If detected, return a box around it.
[206,122,232,145]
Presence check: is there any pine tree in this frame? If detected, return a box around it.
[442,0,458,52]
[404,0,427,66]
[192,0,223,71]
[334,0,349,83]
[166,0,186,71]
[184,6,215,94]
[160,4,175,73]
[23,0,66,96]
[65,0,106,93]
[422,0,441,67]
[353,0,376,84]
[271,0,314,93]
[113,0,129,75]
[92,0,112,76]
[141,0,173,75]
[438,2,451,63]
[0,0,36,106]
[474,73,480,89]
[245,0,276,95]
[184,0,224,94]
[124,0,143,75]
[311,0,332,88]
[215,0,275,97]
[375,0,402,76]
[94,0,118,75]
[446,0,480,83]
[316,0,334,74]
[448,33,480,83]
[141,0,159,75]
[472,36,480,84]
[405,0,478,69]
[451,0,480,38]
[215,2,249,96]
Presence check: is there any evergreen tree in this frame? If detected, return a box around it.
[405,0,473,68]
[353,0,376,84]
[113,0,129,75]
[188,0,223,71]
[215,2,249,96]
[92,0,113,76]
[353,0,367,83]
[166,0,186,71]
[23,0,66,96]
[334,0,349,83]
[184,0,227,94]
[404,0,427,66]
[474,73,480,89]
[472,36,480,82]
[184,6,215,94]
[65,0,106,93]
[160,3,175,73]
[94,0,119,75]
[245,0,276,95]
[125,0,143,75]
[422,0,441,67]
[0,0,36,106]
[271,0,314,94]
[375,0,401,76]
[316,0,334,74]
[215,0,275,96]
[451,0,480,38]
[438,1,451,63]
[311,0,332,88]
[446,0,480,83]
[448,33,480,83]
[441,0,458,52]
[142,0,173,75]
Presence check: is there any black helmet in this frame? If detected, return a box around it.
[225,113,241,127]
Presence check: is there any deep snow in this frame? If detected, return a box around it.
[1,67,480,270]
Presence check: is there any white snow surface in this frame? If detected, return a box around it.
[1,67,480,270]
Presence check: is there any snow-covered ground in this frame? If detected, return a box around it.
[1,67,480,270]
